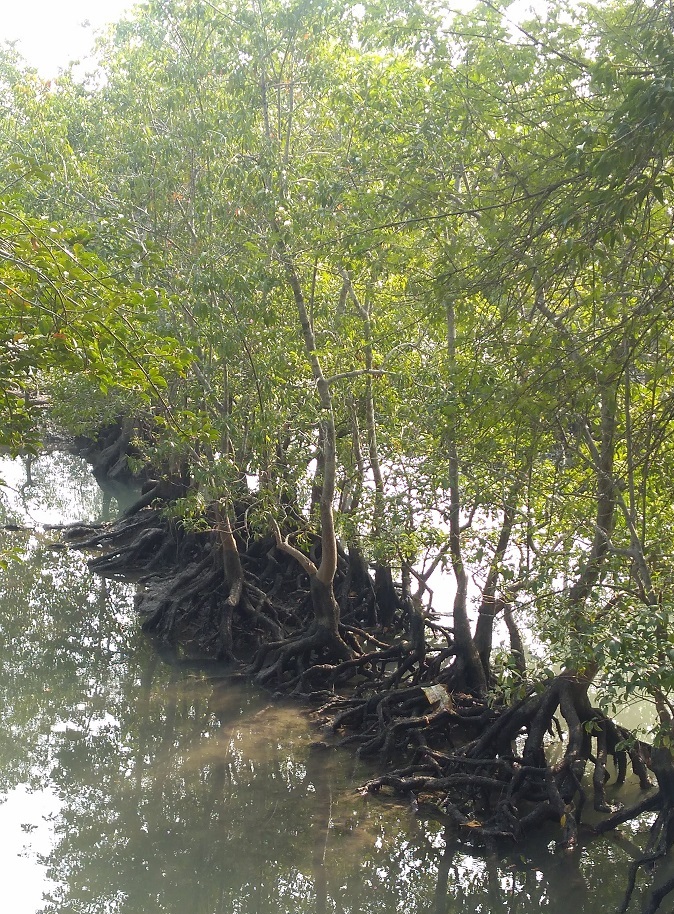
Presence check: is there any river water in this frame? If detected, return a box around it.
[0,452,670,914]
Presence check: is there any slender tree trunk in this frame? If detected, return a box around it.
[473,478,522,677]
[341,406,377,622]
[503,600,527,675]
[215,502,245,657]
[274,244,351,656]
[567,385,617,638]
[341,270,398,627]
[445,296,487,695]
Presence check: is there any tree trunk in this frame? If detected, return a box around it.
[473,479,521,677]
[340,270,398,630]
[310,576,353,661]
[275,243,352,658]
[445,295,487,696]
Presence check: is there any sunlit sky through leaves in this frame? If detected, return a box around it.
[1,0,135,77]
[2,0,543,78]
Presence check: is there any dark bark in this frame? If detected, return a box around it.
[374,564,398,629]
[63,401,666,873]
[503,602,527,676]
[473,483,521,677]
[309,576,354,661]
[445,297,488,697]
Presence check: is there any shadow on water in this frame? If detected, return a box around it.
[0,453,672,914]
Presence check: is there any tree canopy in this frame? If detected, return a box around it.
[4,0,674,903]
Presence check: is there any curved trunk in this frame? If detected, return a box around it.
[450,543,487,695]
[276,244,348,653]
[309,576,353,661]
[473,480,521,677]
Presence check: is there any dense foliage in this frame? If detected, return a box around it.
[4,0,674,904]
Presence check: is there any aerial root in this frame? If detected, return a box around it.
[62,502,669,890]
[349,675,653,850]
[250,623,360,690]
[601,746,674,914]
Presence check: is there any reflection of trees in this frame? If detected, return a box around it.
[0,453,109,525]
[0,479,664,914]
[0,542,135,795]
[425,826,644,914]
[0,536,435,914]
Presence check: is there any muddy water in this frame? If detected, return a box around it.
[0,453,670,914]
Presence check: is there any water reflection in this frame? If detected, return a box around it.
[0,455,671,914]
[0,452,108,526]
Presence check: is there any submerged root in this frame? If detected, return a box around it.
[592,745,674,914]
[349,673,654,850]
[61,498,669,887]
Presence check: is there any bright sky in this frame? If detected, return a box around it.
[1,0,136,77]
[1,0,545,78]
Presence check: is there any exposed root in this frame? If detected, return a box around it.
[63,509,162,550]
[344,673,654,850]
[249,618,360,691]
[643,874,674,914]
[57,476,670,891]
[595,744,674,914]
